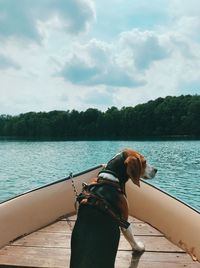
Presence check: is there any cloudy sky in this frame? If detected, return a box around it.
[0,0,200,115]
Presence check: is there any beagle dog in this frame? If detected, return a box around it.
[70,149,157,268]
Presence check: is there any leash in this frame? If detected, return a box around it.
[69,172,79,212]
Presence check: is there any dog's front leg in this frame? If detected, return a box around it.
[121,224,145,252]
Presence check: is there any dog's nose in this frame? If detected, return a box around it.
[154,168,158,174]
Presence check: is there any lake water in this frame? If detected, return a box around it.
[0,140,199,211]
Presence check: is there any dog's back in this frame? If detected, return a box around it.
[70,205,120,268]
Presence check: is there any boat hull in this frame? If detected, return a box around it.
[127,180,200,262]
[0,166,103,249]
[0,165,200,262]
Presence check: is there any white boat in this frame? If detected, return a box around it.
[0,165,199,267]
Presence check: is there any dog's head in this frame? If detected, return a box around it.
[123,149,157,187]
[104,148,157,187]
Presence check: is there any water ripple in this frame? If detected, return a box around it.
[0,140,200,211]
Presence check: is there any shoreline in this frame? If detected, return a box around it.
[0,135,200,142]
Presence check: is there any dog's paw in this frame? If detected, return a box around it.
[132,241,145,252]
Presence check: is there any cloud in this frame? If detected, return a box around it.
[169,0,200,18]
[0,0,95,42]
[0,54,21,70]
[58,29,173,87]
[61,57,144,87]
[61,56,100,84]
[81,87,116,108]
[58,39,146,87]
[57,0,95,33]
[167,0,200,42]
[0,0,39,41]
[119,29,169,70]
[0,0,200,115]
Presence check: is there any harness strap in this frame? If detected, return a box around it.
[97,178,123,193]
[97,176,126,196]
[77,183,130,229]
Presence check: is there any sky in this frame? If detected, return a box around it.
[0,0,200,115]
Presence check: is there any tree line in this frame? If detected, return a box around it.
[0,95,200,139]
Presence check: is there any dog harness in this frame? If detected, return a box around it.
[77,179,130,229]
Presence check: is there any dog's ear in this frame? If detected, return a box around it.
[125,156,142,187]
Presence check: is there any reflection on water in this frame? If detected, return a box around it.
[0,140,200,211]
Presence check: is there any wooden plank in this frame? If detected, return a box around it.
[11,232,70,248]
[0,218,199,268]
[116,251,200,268]
[130,222,162,236]
[11,229,181,253]
[0,246,69,267]
[64,214,163,236]
[129,216,143,223]
[38,220,162,236]
[0,246,199,268]
[38,220,74,233]
[62,214,143,223]
[119,235,184,252]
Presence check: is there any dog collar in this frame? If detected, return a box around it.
[98,171,119,182]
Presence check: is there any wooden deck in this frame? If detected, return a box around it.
[0,215,199,268]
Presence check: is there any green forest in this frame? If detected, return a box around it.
[0,95,200,140]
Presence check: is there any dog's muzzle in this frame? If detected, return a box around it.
[142,165,157,179]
